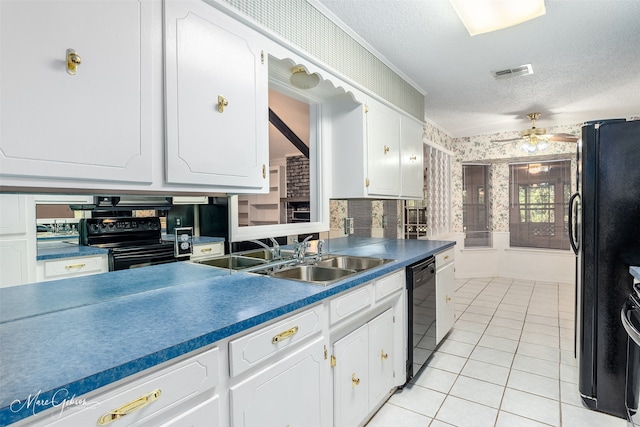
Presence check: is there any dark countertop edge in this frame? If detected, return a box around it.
[0,239,454,425]
[631,266,640,281]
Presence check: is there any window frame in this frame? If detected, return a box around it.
[508,160,572,250]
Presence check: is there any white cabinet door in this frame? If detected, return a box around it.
[366,100,401,197]
[333,324,369,427]
[164,0,268,191]
[435,261,456,344]
[230,338,324,427]
[400,117,424,199]
[0,195,36,287]
[368,309,395,408]
[0,0,153,185]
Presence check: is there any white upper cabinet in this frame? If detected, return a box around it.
[366,99,402,197]
[164,0,269,192]
[400,117,425,198]
[0,0,153,186]
[326,93,423,199]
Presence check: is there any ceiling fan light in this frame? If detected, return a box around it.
[449,0,546,36]
[290,66,320,89]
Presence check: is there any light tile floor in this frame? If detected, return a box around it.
[367,277,629,427]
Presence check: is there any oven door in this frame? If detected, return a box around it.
[110,244,177,271]
[622,293,640,425]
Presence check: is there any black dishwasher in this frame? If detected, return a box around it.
[406,256,436,383]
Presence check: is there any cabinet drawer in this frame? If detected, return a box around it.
[191,242,224,260]
[155,396,219,427]
[229,305,323,377]
[29,347,219,427]
[435,247,454,267]
[374,270,404,302]
[329,284,373,325]
[42,255,108,279]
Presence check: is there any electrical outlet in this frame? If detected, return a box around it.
[175,217,181,227]
[344,217,354,235]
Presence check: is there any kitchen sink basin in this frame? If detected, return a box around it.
[195,255,266,270]
[239,248,295,260]
[267,265,357,286]
[315,255,392,271]
[239,249,273,260]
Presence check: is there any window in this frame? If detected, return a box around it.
[463,164,491,247]
[509,161,571,250]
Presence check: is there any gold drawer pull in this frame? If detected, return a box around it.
[66,48,82,75]
[409,155,417,161]
[272,326,298,344]
[65,263,86,270]
[218,95,229,113]
[444,255,450,260]
[381,350,389,361]
[98,389,162,425]
[383,145,390,154]
[200,248,212,253]
[446,295,451,303]
[352,373,360,387]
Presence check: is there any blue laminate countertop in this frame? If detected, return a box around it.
[36,241,109,261]
[0,237,454,426]
[631,266,640,281]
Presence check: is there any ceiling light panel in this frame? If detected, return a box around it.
[449,0,546,36]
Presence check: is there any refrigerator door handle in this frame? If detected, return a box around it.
[568,192,581,254]
[621,301,640,347]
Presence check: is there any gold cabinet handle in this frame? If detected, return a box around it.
[272,326,298,344]
[409,155,417,161]
[446,295,451,303]
[383,145,390,154]
[352,373,360,387]
[66,48,82,75]
[65,263,86,270]
[262,164,266,179]
[218,95,229,113]
[98,389,162,425]
[444,255,450,260]
[381,350,389,361]
[200,248,212,253]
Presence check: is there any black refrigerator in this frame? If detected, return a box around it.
[570,118,640,419]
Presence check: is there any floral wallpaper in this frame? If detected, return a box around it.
[330,120,583,238]
[450,123,580,233]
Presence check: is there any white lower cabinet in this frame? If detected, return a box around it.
[191,242,225,261]
[23,347,220,427]
[435,247,456,344]
[155,396,219,427]
[230,338,324,427]
[36,255,109,282]
[0,195,36,287]
[333,309,395,427]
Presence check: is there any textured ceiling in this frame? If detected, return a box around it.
[315,0,640,137]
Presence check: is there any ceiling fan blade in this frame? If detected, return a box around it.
[548,134,579,142]
[491,137,522,143]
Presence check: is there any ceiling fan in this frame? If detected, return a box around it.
[493,112,579,153]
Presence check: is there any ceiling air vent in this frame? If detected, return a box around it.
[491,63,533,80]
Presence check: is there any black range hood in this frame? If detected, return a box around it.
[70,196,173,212]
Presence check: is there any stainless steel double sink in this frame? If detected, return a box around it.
[193,249,393,286]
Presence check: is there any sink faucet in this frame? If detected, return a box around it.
[268,237,281,259]
[248,239,280,259]
[294,235,314,263]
